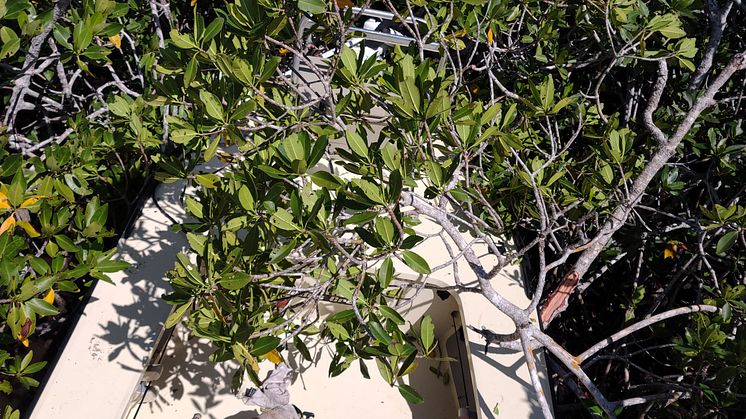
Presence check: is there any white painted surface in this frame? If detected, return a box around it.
[30,181,188,419]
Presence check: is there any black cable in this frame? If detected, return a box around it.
[451,311,470,410]
[131,324,177,418]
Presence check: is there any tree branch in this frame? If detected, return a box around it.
[689,0,734,90]
[520,328,554,419]
[577,305,718,364]
[643,60,669,145]
[543,49,746,325]
[3,0,70,131]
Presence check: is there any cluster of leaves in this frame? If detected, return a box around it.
[0,0,164,414]
[0,125,141,411]
[157,27,451,399]
[153,0,746,415]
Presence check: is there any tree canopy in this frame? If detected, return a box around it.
[1,0,745,417]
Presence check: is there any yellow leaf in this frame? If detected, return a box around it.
[20,196,45,208]
[44,289,55,305]
[109,34,122,49]
[0,214,16,235]
[663,241,677,259]
[17,334,29,347]
[263,349,282,365]
[16,220,40,238]
[0,192,10,209]
[278,48,289,55]
[487,28,494,45]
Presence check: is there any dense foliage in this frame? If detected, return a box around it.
[1,0,745,417]
[0,0,158,415]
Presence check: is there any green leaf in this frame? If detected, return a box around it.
[327,309,356,323]
[346,130,368,159]
[195,173,220,188]
[379,306,405,325]
[238,185,255,210]
[165,302,191,328]
[271,208,300,231]
[449,188,473,203]
[375,217,395,244]
[54,235,80,253]
[258,165,291,179]
[398,384,424,404]
[721,302,732,322]
[420,315,435,352]
[425,161,443,187]
[0,27,19,58]
[204,135,221,162]
[397,351,417,377]
[170,128,197,144]
[648,14,686,39]
[551,96,575,114]
[96,259,130,273]
[716,231,738,254]
[298,0,326,14]
[326,322,351,340]
[220,272,251,290]
[200,90,225,122]
[201,17,224,45]
[0,37,20,59]
[599,162,614,184]
[540,75,554,110]
[381,143,400,170]
[426,94,450,119]
[184,55,198,88]
[187,232,207,255]
[678,57,695,72]
[73,19,93,52]
[20,351,33,370]
[169,30,196,49]
[368,321,391,344]
[310,171,342,189]
[8,171,25,207]
[308,136,328,167]
[259,56,282,83]
[64,173,90,196]
[282,134,305,162]
[26,298,59,316]
[176,253,203,286]
[23,360,47,374]
[502,103,518,129]
[340,46,357,74]
[251,336,280,356]
[659,25,686,39]
[185,196,203,218]
[377,258,394,287]
[402,250,431,275]
[375,358,394,384]
[400,77,420,115]
[352,179,385,204]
